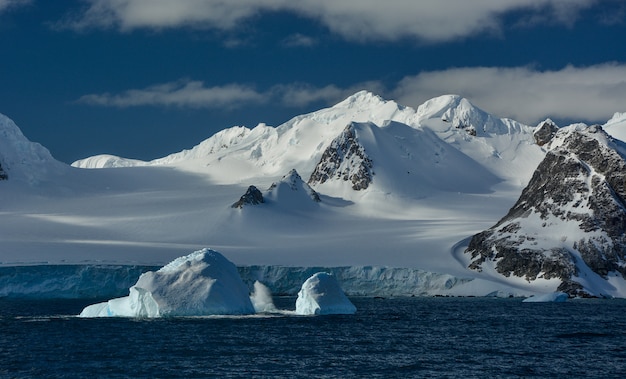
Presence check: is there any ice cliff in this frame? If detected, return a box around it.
[1,264,472,300]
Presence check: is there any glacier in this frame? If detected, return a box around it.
[1,263,477,300]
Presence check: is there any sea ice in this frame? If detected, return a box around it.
[79,248,255,317]
[295,272,356,315]
[522,292,568,303]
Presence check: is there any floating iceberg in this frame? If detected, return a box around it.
[79,248,255,317]
[295,272,356,315]
[522,292,568,303]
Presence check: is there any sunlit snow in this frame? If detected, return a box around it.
[3,91,626,297]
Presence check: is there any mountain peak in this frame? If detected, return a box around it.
[267,169,321,203]
[334,91,388,109]
[308,123,374,191]
[231,185,265,209]
[415,94,463,119]
[533,119,559,146]
[465,125,626,297]
[0,112,64,183]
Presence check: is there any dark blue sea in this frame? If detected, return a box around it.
[2,297,626,378]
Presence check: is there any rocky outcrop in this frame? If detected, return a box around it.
[533,119,559,146]
[231,185,265,208]
[0,162,7,180]
[233,170,321,209]
[465,125,626,297]
[308,124,373,190]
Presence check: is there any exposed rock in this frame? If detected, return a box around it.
[0,162,7,180]
[465,125,626,296]
[308,123,373,190]
[533,119,559,146]
[231,185,264,208]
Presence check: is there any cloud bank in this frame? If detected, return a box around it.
[78,64,626,125]
[62,0,597,42]
[0,0,29,13]
[77,80,266,109]
[393,64,626,124]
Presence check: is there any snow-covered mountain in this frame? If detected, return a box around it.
[72,91,544,199]
[4,91,626,297]
[0,113,66,185]
[232,169,320,209]
[465,123,626,297]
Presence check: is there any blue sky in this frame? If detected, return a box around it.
[1,0,626,163]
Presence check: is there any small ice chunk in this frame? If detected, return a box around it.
[522,292,568,303]
[295,272,356,315]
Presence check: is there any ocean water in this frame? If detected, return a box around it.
[2,297,626,378]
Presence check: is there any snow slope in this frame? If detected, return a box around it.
[604,112,626,142]
[0,113,66,185]
[4,91,623,297]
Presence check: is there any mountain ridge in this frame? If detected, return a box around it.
[3,91,626,297]
[465,124,626,296]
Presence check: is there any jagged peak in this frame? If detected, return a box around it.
[308,123,373,191]
[549,123,610,149]
[533,119,560,146]
[537,118,557,127]
[231,185,264,209]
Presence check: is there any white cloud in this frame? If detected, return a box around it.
[282,33,317,48]
[76,80,385,110]
[0,0,30,13]
[62,0,597,42]
[77,80,266,109]
[76,65,626,125]
[272,82,384,107]
[391,64,626,124]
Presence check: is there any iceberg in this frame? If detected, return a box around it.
[79,248,255,317]
[295,272,356,315]
[522,292,568,303]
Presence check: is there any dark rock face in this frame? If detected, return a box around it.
[308,124,373,190]
[231,185,264,208]
[0,162,7,180]
[533,119,559,146]
[465,126,626,296]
